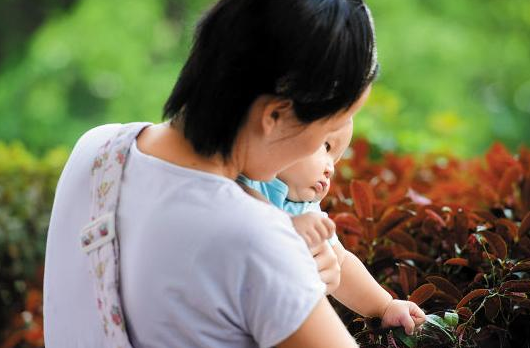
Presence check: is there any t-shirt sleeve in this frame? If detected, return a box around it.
[240,212,326,348]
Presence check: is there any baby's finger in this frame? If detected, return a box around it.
[301,234,314,248]
[308,228,324,247]
[310,242,325,256]
[413,316,425,327]
[402,315,416,336]
[410,305,426,325]
[318,268,337,283]
[314,221,331,242]
[321,217,336,238]
[313,245,336,271]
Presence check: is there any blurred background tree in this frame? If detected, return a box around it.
[0,0,529,157]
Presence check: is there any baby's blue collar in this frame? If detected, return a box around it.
[263,177,289,208]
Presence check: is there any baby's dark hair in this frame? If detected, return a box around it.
[163,0,378,159]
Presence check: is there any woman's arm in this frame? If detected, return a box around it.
[277,297,359,348]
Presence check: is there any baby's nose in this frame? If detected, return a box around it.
[324,164,334,178]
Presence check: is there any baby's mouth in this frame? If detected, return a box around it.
[314,180,328,193]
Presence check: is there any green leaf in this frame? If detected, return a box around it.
[424,314,456,342]
[443,312,459,327]
[425,314,446,330]
[394,327,418,348]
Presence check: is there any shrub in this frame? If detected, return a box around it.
[0,142,68,348]
[2,137,530,347]
[325,139,530,347]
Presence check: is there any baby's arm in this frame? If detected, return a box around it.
[330,243,426,335]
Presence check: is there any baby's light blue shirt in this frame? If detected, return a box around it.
[237,176,339,246]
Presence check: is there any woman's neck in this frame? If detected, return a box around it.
[136,121,240,179]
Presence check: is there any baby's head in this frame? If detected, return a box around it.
[277,119,353,203]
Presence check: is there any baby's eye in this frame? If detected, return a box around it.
[324,142,331,152]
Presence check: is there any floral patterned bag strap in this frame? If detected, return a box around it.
[79,122,151,348]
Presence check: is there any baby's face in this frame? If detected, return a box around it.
[277,119,353,202]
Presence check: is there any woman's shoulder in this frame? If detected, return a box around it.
[75,123,124,150]
[64,123,123,168]
[193,183,296,240]
[217,191,306,251]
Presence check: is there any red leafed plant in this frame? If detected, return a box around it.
[325,139,530,347]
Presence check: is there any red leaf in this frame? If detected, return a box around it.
[352,244,369,262]
[511,261,530,273]
[333,213,364,236]
[456,307,473,321]
[520,146,530,174]
[425,208,447,228]
[391,243,408,256]
[486,142,518,178]
[498,164,523,201]
[1,331,25,348]
[426,276,463,300]
[503,291,528,300]
[456,323,467,337]
[521,177,530,213]
[444,258,469,267]
[482,251,496,261]
[25,289,42,313]
[350,180,374,219]
[409,284,436,306]
[515,299,530,309]
[495,218,518,242]
[480,231,508,260]
[519,211,530,238]
[399,267,410,297]
[398,264,417,296]
[500,280,530,293]
[351,138,370,168]
[454,210,469,247]
[431,290,459,305]
[484,296,501,321]
[396,252,434,264]
[473,272,486,284]
[387,229,417,252]
[376,208,413,237]
[456,289,489,309]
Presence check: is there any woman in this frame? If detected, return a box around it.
[43,0,378,347]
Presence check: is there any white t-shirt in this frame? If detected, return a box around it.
[44,124,326,348]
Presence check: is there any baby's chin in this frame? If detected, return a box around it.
[287,189,316,203]
[302,188,329,203]
[313,187,330,202]
[312,193,326,202]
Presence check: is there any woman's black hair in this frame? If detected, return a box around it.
[163,0,378,159]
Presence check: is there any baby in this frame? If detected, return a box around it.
[238,120,426,335]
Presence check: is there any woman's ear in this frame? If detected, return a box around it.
[261,98,294,136]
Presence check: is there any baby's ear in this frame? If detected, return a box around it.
[261,98,294,136]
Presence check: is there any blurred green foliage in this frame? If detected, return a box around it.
[0,141,68,331]
[358,0,530,156]
[0,0,529,157]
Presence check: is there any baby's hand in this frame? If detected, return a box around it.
[310,242,341,294]
[291,212,336,248]
[381,299,426,335]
